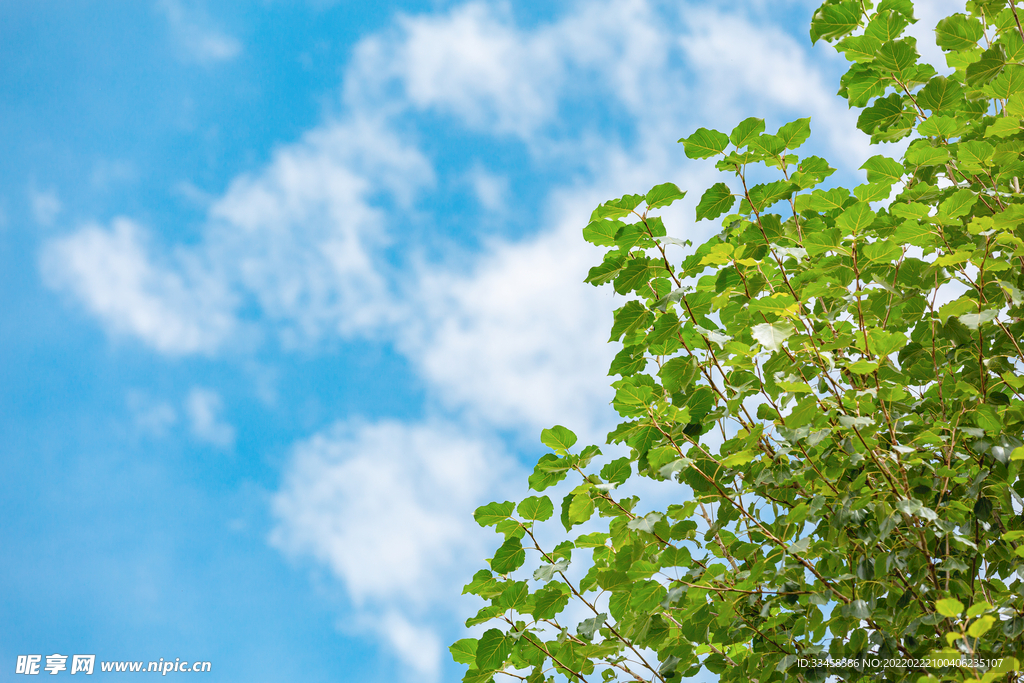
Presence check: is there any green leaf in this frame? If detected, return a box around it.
[451,639,479,667]
[857,93,906,134]
[797,187,849,212]
[968,615,996,638]
[540,425,577,453]
[476,629,513,670]
[965,45,1005,87]
[498,580,531,611]
[804,228,841,256]
[866,10,910,43]
[878,0,915,19]
[491,536,526,574]
[868,329,907,357]
[532,583,570,619]
[600,457,632,485]
[567,493,595,527]
[695,183,735,221]
[917,115,963,138]
[939,188,977,219]
[646,182,686,210]
[810,2,860,43]
[874,39,918,79]
[475,501,516,527]
[986,117,1021,138]
[862,155,905,185]
[837,34,883,62]
[680,128,729,159]
[935,598,964,617]
[917,76,964,112]
[463,570,502,598]
[518,496,554,522]
[751,322,794,353]
[987,65,1024,99]
[746,180,795,213]
[934,14,983,52]
[528,454,569,491]
[609,301,651,342]
[777,117,812,149]
[659,356,697,393]
[730,117,766,147]
[613,258,652,295]
[842,64,887,106]
[905,144,950,166]
[581,219,621,247]
[836,201,876,234]
[957,140,994,171]
[575,532,609,548]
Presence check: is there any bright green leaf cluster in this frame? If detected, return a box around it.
[455,1,1024,682]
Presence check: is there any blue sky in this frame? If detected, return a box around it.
[1,1,959,681]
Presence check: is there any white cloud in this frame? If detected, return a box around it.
[157,0,241,64]
[206,116,433,345]
[377,612,443,680]
[40,218,237,355]
[270,419,513,680]
[42,117,433,353]
[29,186,62,227]
[399,206,618,439]
[185,387,235,448]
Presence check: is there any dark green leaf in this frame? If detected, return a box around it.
[966,45,1005,87]
[874,39,918,79]
[857,93,906,134]
[609,301,651,342]
[613,258,652,295]
[810,2,860,43]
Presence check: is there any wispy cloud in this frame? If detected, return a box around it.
[185,387,235,448]
[157,0,242,64]
[40,218,237,355]
[270,419,514,680]
[29,185,62,227]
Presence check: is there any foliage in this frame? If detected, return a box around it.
[454,1,1024,681]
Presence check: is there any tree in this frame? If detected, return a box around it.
[453,1,1024,681]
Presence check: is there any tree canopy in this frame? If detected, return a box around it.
[455,1,1024,681]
